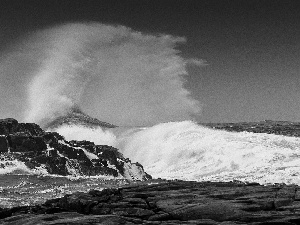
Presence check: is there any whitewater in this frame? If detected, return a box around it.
[1,22,300,190]
[52,121,300,185]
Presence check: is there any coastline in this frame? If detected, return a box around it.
[1,179,300,224]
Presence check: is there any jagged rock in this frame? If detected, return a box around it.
[0,118,44,136]
[0,118,151,180]
[0,118,18,135]
[0,136,8,152]
[42,132,64,145]
[9,134,47,152]
[3,180,300,224]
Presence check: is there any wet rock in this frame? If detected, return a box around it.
[58,192,100,213]
[4,174,300,224]
[111,207,155,218]
[169,202,248,221]
[0,118,151,180]
[0,118,18,135]
[148,212,172,221]
[0,212,142,225]
[0,136,8,152]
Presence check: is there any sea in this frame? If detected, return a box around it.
[2,121,300,208]
[2,23,300,209]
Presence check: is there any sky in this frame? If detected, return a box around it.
[0,0,300,123]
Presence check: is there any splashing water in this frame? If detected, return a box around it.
[116,121,300,185]
[1,23,299,185]
[0,23,201,127]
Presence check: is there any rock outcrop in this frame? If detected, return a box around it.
[2,180,300,224]
[0,118,151,180]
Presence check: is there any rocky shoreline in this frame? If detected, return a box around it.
[0,118,151,180]
[1,180,300,224]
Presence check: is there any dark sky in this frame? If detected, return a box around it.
[1,0,300,123]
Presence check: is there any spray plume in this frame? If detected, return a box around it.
[0,23,201,127]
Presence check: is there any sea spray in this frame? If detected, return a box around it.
[0,23,202,127]
[116,121,300,184]
[53,125,116,146]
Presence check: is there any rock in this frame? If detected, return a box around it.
[0,212,141,225]
[0,136,8,152]
[111,207,155,218]
[0,118,151,180]
[90,205,111,215]
[0,118,18,135]
[0,209,12,219]
[169,202,248,221]
[9,134,46,152]
[3,180,300,224]
[58,192,101,213]
[148,212,172,221]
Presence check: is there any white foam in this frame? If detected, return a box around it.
[54,125,116,146]
[0,160,34,175]
[116,121,300,185]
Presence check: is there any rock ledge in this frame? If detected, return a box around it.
[1,180,300,224]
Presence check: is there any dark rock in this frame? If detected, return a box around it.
[16,123,44,136]
[0,118,18,135]
[0,118,151,180]
[0,213,142,225]
[3,180,300,224]
[0,209,12,219]
[111,207,155,218]
[148,212,172,221]
[169,202,248,221]
[90,205,111,215]
[42,132,64,145]
[9,135,47,152]
[0,136,8,152]
[58,192,99,213]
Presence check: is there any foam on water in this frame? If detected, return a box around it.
[115,121,300,185]
[53,125,116,146]
[0,160,33,175]
[3,121,300,185]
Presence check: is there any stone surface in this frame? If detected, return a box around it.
[0,118,151,180]
[2,180,300,224]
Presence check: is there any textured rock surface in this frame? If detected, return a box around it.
[2,180,300,224]
[0,118,151,180]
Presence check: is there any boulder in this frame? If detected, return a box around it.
[0,136,8,152]
[0,118,18,135]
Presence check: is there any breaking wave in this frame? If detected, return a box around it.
[115,121,300,185]
[1,22,300,185]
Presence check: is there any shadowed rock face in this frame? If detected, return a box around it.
[0,118,151,180]
[1,180,300,224]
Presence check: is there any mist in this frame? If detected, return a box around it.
[0,23,201,127]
